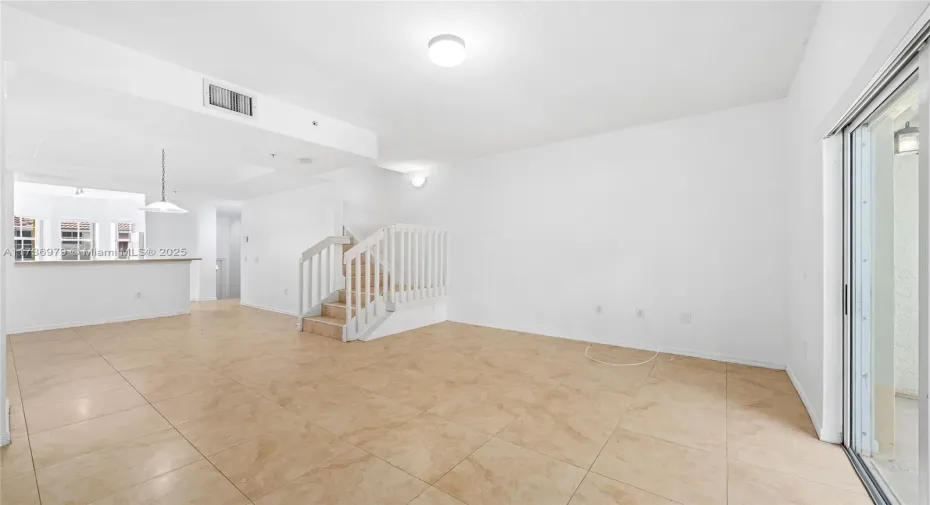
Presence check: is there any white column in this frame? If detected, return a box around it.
[0,43,10,446]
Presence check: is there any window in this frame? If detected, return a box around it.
[13,217,36,261]
[60,221,94,261]
[116,223,135,259]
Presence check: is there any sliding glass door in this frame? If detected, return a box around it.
[846,61,923,505]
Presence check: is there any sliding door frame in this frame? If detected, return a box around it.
[842,52,926,505]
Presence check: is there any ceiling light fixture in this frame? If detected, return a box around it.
[140,149,188,214]
[895,122,919,154]
[411,175,428,188]
[428,34,467,68]
[74,187,85,197]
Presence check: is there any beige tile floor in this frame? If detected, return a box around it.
[0,300,871,505]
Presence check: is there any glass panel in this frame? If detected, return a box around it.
[851,74,920,504]
[61,240,78,260]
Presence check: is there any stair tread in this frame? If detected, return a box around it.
[306,315,346,326]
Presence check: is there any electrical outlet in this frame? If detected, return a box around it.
[135,292,142,299]
[284,288,288,295]
[595,305,603,314]
[635,309,645,318]
[680,312,691,324]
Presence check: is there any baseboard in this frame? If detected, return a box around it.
[239,302,297,317]
[193,297,218,302]
[658,346,785,370]
[8,310,191,335]
[786,365,837,443]
[447,318,785,370]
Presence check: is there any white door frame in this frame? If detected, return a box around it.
[843,55,923,505]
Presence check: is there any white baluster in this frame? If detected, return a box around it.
[426,230,432,298]
[345,255,351,332]
[365,246,371,326]
[401,229,407,303]
[323,247,329,296]
[297,258,304,329]
[439,232,449,295]
[316,251,323,304]
[390,227,395,303]
[374,238,380,317]
[354,255,361,336]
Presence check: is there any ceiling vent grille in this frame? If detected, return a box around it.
[203,80,255,117]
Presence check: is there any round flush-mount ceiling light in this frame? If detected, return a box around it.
[428,34,466,68]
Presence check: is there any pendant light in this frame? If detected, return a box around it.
[894,122,919,155]
[140,149,187,213]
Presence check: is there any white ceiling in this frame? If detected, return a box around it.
[11,1,820,173]
[5,65,363,200]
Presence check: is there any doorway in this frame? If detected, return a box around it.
[216,258,227,300]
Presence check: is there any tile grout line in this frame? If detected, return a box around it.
[7,338,44,505]
[75,327,257,505]
[214,340,459,504]
[563,361,658,505]
[180,334,442,503]
[14,317,838,505]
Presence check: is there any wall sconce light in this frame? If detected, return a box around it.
[895,122,919,154]
[411,175,427,188]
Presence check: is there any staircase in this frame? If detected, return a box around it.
[297,225,448,342]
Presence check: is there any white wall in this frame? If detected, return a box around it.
[784,1,927,441]
[240,185,340,314]
[895,150,919,396]
[144,198,216,301]
[401,100,789,366]
[8,261,191,333]
[367,301,448,341]
[318,165,414,237]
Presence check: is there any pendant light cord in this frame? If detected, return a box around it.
[161,149,167,202]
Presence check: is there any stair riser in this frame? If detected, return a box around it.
[323,304,356,319]
[344,281,389,293]
[302,319,343,340]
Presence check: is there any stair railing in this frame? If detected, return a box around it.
[343,228,386,340]
[343,224,448,340]
[389,224,449,306]
[297,235,351,330]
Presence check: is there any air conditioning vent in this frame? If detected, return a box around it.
[203,80,255,117]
